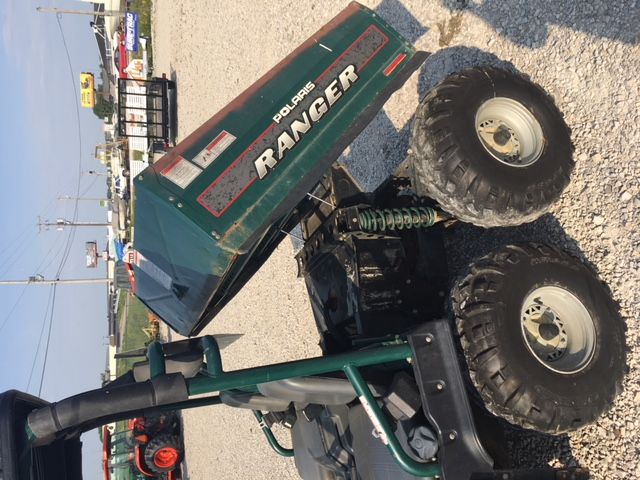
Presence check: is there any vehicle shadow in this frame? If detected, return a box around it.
[340,47,519,191]
[442,213,598,282]
[376,0,429,45]
[440,0,640,48]
[169,69,179,146]
[474,403,581,471]
[417,45,518,96]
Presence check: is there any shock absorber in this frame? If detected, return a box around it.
[357,206,439,232]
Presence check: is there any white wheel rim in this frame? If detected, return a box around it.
[475,97,545,167]
[520,286,596,374]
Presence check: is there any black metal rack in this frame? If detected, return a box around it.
[117,77,171,144]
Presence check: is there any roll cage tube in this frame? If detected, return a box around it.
[27,336,442,479]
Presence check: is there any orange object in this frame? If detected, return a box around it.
[134,445,155,477]
[153,446,180,469]
[101,426,111,480]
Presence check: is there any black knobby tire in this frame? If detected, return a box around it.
[410,67,573,227]
[143,434,183,474]
[452,243,626,434]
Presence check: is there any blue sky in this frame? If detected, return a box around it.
[1,1,111,477]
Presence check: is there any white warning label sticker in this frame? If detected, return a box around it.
[160,156,202,189]
[192,130,236,169]
[133,251,173,290]
[359,395,389,445]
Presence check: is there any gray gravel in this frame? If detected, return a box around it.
[152,1,639,478]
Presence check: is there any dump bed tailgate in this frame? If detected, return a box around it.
[133,1,427,336]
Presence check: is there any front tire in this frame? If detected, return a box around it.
[410,67,573,227]
[452,243,625,433]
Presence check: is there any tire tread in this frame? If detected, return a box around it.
[452,243,626,433]
[411,66,574,227]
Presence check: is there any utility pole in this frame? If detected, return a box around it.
[38,218,111,231]
[0,275,110,286]
[36,7,124,17]
[58,196,109,202]
[91,23,106,42]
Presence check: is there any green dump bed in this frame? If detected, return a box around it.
[133,1,427,336]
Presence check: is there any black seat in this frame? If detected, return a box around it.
[0,390,83,480]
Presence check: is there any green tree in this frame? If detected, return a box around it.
[93,94,115,120]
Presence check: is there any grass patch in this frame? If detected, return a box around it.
[116,294,152,376]
[114,295,151,432]
[116,291,126,317]
[128,0,153,67]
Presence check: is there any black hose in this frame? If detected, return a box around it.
[27,373,188,445]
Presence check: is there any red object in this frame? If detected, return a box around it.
[134,444,156,477]
[116,32,128,79]
[383,53,407,76]
[125,262,136,293]
[153,447,180,469]
[102,426,111,480]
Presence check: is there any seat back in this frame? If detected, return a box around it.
[0,390,83,480]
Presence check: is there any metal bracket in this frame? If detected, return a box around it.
[253,410,294,457]
[408,319,494,479]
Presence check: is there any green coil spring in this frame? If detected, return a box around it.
[358,207,437,232]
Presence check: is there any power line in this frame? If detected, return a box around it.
[37,284,58,396]
[0,232,66,337]
[30,13,86,396]
[0,198,57,275]
[53,12,84,272]
[26,285,55,392]
[0,285,30,335]
[37,235,68,275]
[79,174,101,198]
[0,227,33,272]
[0,233,39,277]
[0,235,63,333]
[0,202,56,276]
[0,199,56,253]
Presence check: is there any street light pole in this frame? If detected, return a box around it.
[58,196,109,202]
[36,7,125,17]
[0,277,110,286]
[38,218,112,231]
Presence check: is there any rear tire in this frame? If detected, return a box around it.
[410,67,573,227]
[452,243,626,433]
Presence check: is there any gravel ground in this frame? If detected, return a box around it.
[152,1,639,478]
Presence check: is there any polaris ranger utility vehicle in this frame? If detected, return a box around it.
[0,3,625,479]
